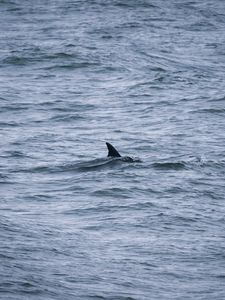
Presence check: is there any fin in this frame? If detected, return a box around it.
[106,142,121,157]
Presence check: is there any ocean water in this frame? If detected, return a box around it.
[1,0,225,299]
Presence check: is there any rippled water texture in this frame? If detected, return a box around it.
[1,1,225,299]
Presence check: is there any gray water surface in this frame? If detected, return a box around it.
[1,1,225,299]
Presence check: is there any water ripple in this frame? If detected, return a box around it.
[1,0,225,299]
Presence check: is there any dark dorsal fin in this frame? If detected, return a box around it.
[106,142,121,157]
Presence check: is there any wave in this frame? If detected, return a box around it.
[49,114,85,122]
[62,200,156,216]
[12,156,141,174]
[44,61,100,70]
[190,108,225,115]
[0,121,20,127]
[11,154,225,175]
[152,161,186,170]
[114,1,158,9]
[0,173,13,185]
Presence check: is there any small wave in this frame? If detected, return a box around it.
[0,253,15,260]
[63,200,156,216]
[115,1,157,9]
[0,173,9,179]
[92,187,131,199]
[3,150,27,158]
[0,173,13,184]
[23,194,53,202]
[2,51,100,70]
[0,121,20,127]
[192,159,225,169]
[3,55,28,65]
[0,104,29,112]
[45,61,100,70]
[152,162,186,170]
[0,280,42,295]
[216,274,225,279]
[186,20,217,32]
[12,158,122,174]
[190,108,225,115]
[0,181,13,185]
[45,52,79,60]
[49,114,85,122]
[13,165,51,174]
[153,156,225,171]
[48,104,95,113]
[210,96,225,102]
[204,108,225,114]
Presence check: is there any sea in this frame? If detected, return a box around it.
[1,1,225,299]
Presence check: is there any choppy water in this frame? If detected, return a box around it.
[1,1,225,299]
